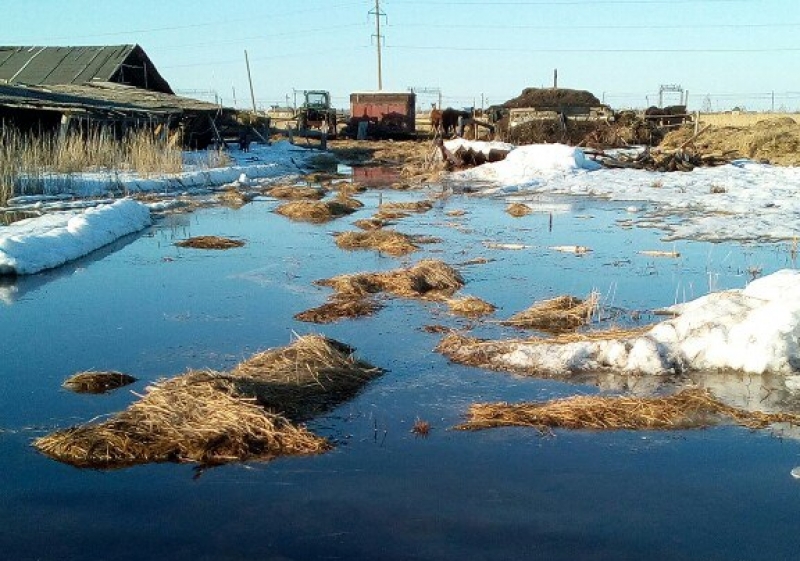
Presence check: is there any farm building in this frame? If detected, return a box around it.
[0,45,253,148]
[347,92,416,138]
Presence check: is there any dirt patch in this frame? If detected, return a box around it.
[456,388,800,433]
[34,335,382,468]
[660,118,800,166]
[275,200,357,223]
[62,371,137,394]
[176,236,245,250]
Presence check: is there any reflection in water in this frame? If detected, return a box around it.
[351,165,401,188]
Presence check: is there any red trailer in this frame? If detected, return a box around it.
[348,91,416,138]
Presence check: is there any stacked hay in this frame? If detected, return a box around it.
[62,371,137,394]
[296,260,465,324]
[175,236,245,250]
[34,336,382,468]
[266,185,327,200]
[446,296,496,318]
[274,200,357,223]
[506,203,532,217]
[502,294,598,333]
[456,388,800,433]
[334,230,421,256]
[503,88,601,109]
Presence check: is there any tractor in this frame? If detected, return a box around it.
[296,90,338,139]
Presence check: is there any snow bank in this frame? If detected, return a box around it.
[451,143,601,188]
[496,270,800,376]
[444,139,515,156]
[0,199,151,275]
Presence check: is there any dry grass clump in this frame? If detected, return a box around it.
[378,200,434,214]
[217,189,255,207]
[34,335,382,468]
[175,236,245,250]
[446,296,497,318]
[294,296,383,324]
[266,185,326,200]
[319,259,465,301]
[274,200,356,223]
[506,203,532,217]
[503,294,598,333]
[373,209,412,221]
[334,230,420,256]
[456,388,800,433]
[353,218,392,231]
[62,371,137,394]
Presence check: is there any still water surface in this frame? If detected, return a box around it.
[2,189,800,560]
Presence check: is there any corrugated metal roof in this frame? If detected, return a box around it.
[0,45,172,94]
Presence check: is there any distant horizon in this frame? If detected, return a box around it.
[1,0,797,112]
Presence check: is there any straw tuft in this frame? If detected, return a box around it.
[175,236,245,250]
[506,203,532,217]
[456,388,800,432]
[274,200,356,223]
[446,296,497,318]
[334,230,421,256]
[266,185,326,200]
[502,294,598,333]
[294,296,383,324]
[62,371,137,394]
[378,200,434,214]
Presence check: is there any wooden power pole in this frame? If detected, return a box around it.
[244,50,257,113]
[370,0,385,90]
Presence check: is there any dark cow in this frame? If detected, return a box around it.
[441,107,472,137]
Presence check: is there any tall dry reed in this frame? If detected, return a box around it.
[0,127,184,206]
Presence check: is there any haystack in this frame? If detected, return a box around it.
[446,296,496,318]
[378,200,433,214]
[294,296,383,324]
[506,203,532,217]
[175,236,245,250]
[334,230,420,256]
[266,185,326,200]
[274,200,357,223]
[319,259,465,301]
[503,87,601,109]
[456,388,800,433]
[502,294,598,333]
[62,371,137,394]
[34,335,382,468]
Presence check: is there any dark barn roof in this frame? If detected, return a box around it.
[0,45,173,94]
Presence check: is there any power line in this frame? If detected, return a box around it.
[398,0,752,4]
[393,21,800,31]
[369,0,386,90]
[386,44,800,54]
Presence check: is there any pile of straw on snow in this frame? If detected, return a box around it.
[62,371,137,394]
[34,335,382,468]
[503,294,598,333]
[456,388,800,433]
[274,200,358,223]
[175,236,245,250]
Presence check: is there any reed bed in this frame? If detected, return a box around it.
[62,371,137,394]
[506,203,532,217]
[503,294,599,333]
[0,128,183,205]
[34,335,382,468]
[266,185,327,200]
[446,296,497,318]
[274,200,357,223]
[456,388,800,433]
[175,236,245,250]
[334,230,421,256]
[294,296,383,324]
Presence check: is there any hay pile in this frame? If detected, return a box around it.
[217,189,255,207]
[446,296,496,318]
[503,88,601,109]
[175,236,245,250]
[34,336,382,468]
[502,294,598,333]
[353,218,392,231]
[266,185,326,200]
[506,203,532,217]
[456,388,800,433]
[294,296,383,324]
[319,259,464,300]
[334,230,438,256]
[62,371,137,394]
[274,200,357,223]
[660,118,800,166]
[378,200,434,214]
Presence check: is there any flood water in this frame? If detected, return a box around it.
[2,182,800,561]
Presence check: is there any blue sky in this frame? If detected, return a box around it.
[2,0,798,111]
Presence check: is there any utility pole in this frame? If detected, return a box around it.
[369,0,386,90]
[244,50,257,113]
